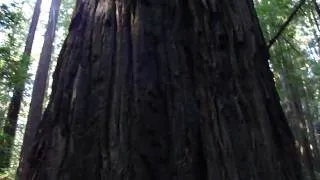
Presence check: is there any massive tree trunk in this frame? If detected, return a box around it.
[0,0,42,172]
[27,0,301,179]
[18,0,62,179]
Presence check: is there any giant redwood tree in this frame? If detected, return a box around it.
[25,0,301,179]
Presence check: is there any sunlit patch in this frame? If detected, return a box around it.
[300,146,304,155]
[299,122,303,128]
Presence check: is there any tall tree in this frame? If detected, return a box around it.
[27,0,302,179]
[278,48,317,179]
[17,0,62,179]
[0,0,42,172]
[256,0,320,177]
[43,0,76,108]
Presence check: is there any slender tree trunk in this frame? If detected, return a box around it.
[27,1,301,179]
[17,0,61,179]
[292,98,317,180]
[0,88,23,172]
[302,83,320,171]
[277,47,317,179]
[0,0,42,172]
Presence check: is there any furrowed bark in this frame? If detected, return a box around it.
[27,1,301,179]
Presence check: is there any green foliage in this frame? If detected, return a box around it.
[57,0,75,37]
[256,0,320,177]
[0,1,27,114]
[0,132,13,171]
[0,1,28,178]
[0,2,24,30]
[256,0,318,113]
[0,1,28,87]
[0,0,75,178]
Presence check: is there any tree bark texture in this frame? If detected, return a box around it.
[0,0,42,171]
[18,0,62,179]
[28,0,301,180]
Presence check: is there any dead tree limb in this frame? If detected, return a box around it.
[268,0,306,49]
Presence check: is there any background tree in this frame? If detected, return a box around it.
[1,0,42,176]
[0,0,74,179]
[0,0,28,174]
[255,0,320,178]
[17,0,62,179]
[43,0,76,107]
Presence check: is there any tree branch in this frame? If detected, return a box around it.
[313,0,320,18]
[268,0,306,49]
[281,36,303,56]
